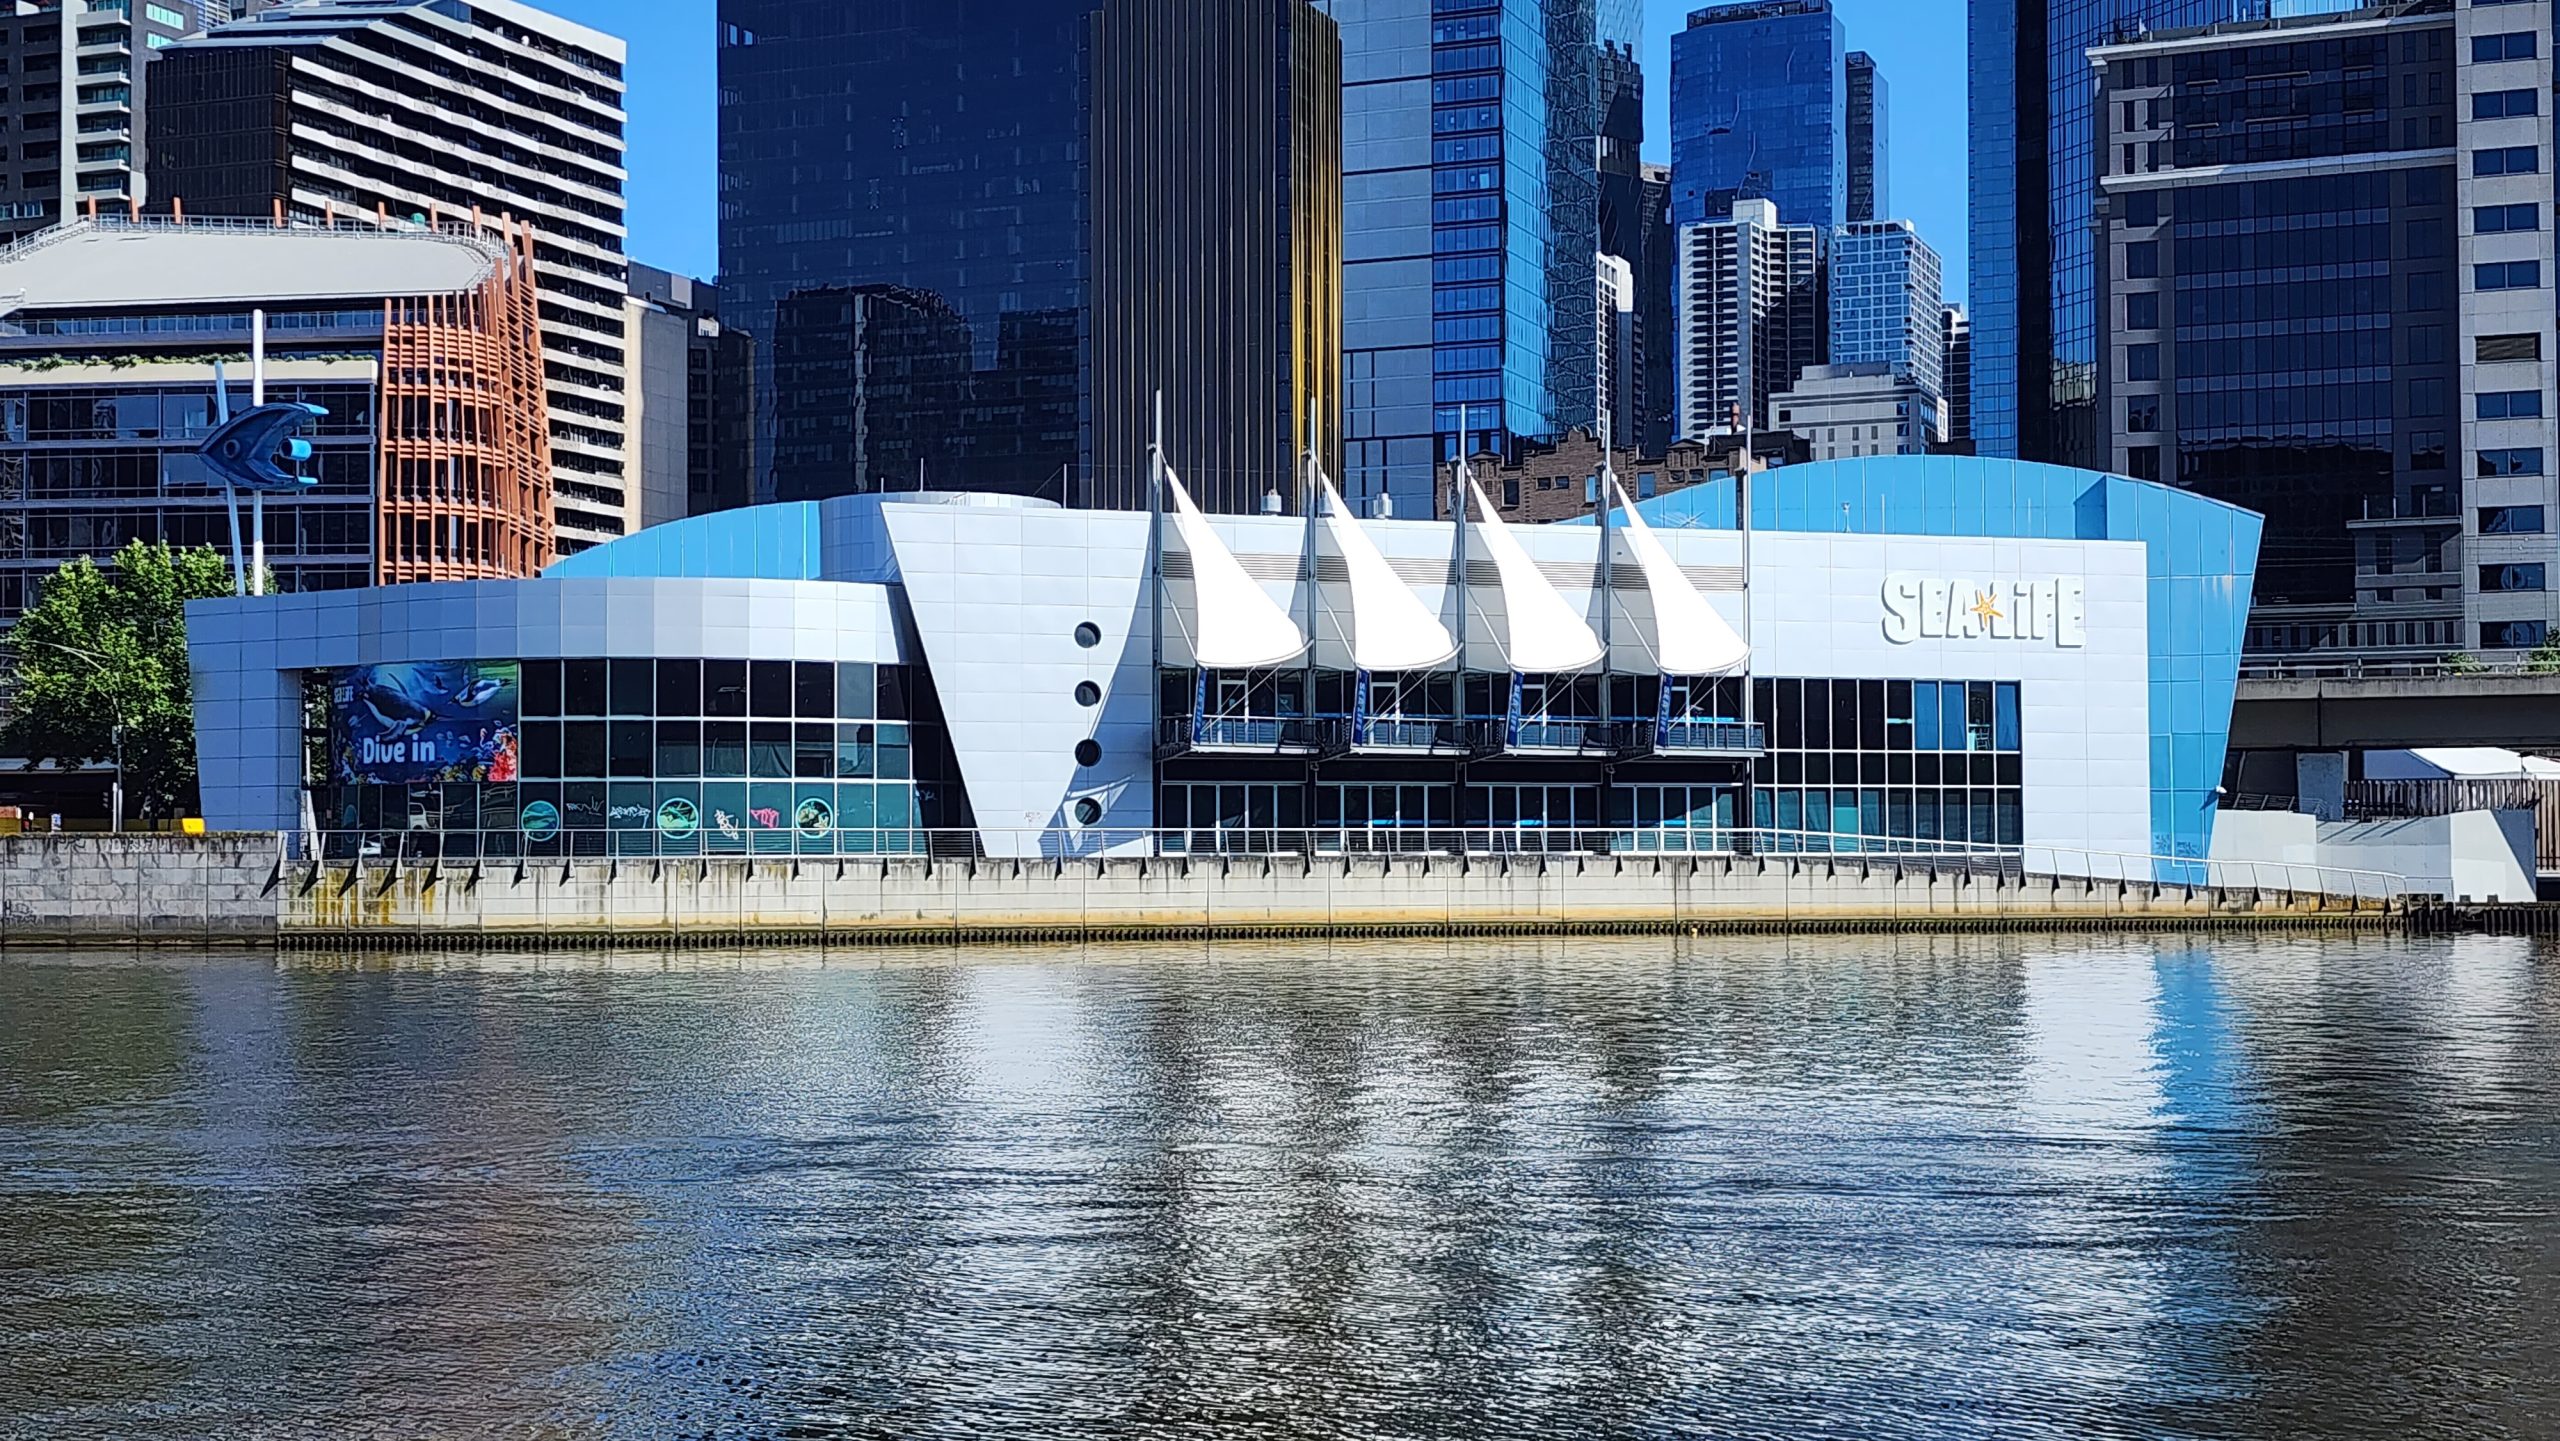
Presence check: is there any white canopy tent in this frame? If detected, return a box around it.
[1161,462,1307,669]
[1318,475,1458,671]
[1464,477,1604,673]
[1610,476,1748,675]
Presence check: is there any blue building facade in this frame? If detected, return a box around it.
[1669,0,1849,229]
[1322,0,1598,519]
[1967,0,2230,466]
[1587,456,2260,864]
[1829,220,1946,405]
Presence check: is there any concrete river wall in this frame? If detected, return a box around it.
[0,837,2397,948]
[279,849,2392,946]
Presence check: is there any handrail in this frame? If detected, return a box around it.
[294,826,2406,900]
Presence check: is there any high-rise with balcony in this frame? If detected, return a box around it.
[0,0,204,245]
[1316,0,1602,517]
[1675,197,1821,441]
[1670,0,1849,230]
[146,0,630,552]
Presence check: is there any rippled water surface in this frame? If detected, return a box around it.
[6,935,2560,1438]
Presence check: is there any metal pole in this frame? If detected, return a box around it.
[1148,390,1164,837]
[249,308,267,596]
[110,721,122,834]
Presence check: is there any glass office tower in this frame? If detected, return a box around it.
[1320,0,1599,518]
[1966,0,2230,465]
[715,0,1094,502]
[1846,50,1887,223]
[1669,0,1849,229]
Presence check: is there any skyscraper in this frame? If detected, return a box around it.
[1675,198,1821,441]
[1966,0,2228,467]
[148,0,630,551]
[0,0,203,245]
[767,286,975,505]
[1600,36,1675,453]
[1318,0,1600,517]
[716,0,1092,503]
[1845,50,1888,223]
[624,266,755,526]
[1087,0,1342,514]
[2089,3,2540,661]
[1941,305,1972,449]
[1669,0,1849,230]
[1829,219,1943,404]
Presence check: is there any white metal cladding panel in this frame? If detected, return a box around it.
[186,578,908,834]
[883,504,1158,858]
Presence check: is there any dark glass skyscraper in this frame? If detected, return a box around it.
[1668,0,1849,229]
[1966,0,2229,466]
[716,0,1094,501]
[1086,0,1342,513]
[1846,49,1887,223]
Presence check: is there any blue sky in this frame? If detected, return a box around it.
[582,0,1968,302]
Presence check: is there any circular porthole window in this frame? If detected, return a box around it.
[1074,680,1102,707]
[1073,622,1103,648]
[1071,796,1103,826]
[1074,739,1104,768]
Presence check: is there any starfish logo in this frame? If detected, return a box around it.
[1969,587,2003,627]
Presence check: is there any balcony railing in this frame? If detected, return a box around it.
[1631,720,1767,757]
[1155,714,1320,758]
[1467,718,1622,757]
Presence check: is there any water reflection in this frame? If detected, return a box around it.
[3,935,2558,1437]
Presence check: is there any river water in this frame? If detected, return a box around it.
[4,935,2558,1438]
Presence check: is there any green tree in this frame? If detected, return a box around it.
[3,542,239,818]
[2531,633,2560,676]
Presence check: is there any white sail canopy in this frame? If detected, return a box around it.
[1612,477,1749,675]
[1162,462,1307,669]
[1465,477,1604,673]
[1319,475,1457,671]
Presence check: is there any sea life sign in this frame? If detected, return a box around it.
[1881,575,2086,648]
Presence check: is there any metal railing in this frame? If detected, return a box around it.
[1155,714,1320,753]
[2240,657,2560,680]
[296,825,2405,900]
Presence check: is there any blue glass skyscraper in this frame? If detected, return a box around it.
[1966,0,2230,465]
[1668,0,1849,230]
[1320,0,1598,517]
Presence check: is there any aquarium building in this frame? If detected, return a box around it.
[186,455,2259,871]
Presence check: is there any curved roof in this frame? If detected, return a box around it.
[0,220,505,311]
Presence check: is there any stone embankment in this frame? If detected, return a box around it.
[0,837,2406,949]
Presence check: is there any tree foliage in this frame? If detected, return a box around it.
[3,542,238,817]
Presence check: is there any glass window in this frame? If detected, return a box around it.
[1994,683,2021,751]
[704,660,748,717]
[795,724,833,778]
[702,721,747,777]
[1857,680,1885,749]
[609,660,652,717]
[837,662,875,720]
[2124,241,2158,278]
[795,662,835,719]
[2125,343,2159,381]
[563,661,607,716]
[1940,684,1967,752]
[749,661,792,717]
[702,782,749,854]
[1912,682,1938,750]
[837,724,874,779]
[655,720,701,777]
[522,720,561,778]
[563,721,607,777]
[878,667,910,721]
[608,721,652,777]
[656,659,700,717]
[656,783,702,855]
[2125,292,2157,329]
[2481,504,2546,534]
[522,660,561,716]
[749,722,793,777]
[877,724,912,781]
